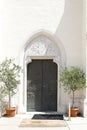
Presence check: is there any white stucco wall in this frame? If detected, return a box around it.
[0,0,64,60]
[0,0,84,67]
[56,0,83,67]
[0,0,85,114]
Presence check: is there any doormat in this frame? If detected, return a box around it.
[32,114,63,120]
[19,119,67,127]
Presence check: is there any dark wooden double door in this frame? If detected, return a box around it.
[27,60,57,112]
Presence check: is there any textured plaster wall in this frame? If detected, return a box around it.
[56,0,83,67]
[0,0,84,68]
[0,0,64,60]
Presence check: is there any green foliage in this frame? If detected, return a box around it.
[0,58,21,108]
[0,85,8,116]
[0,85,7,102]
[60,66,86,107]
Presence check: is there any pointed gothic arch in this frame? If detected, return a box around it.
[18,30,67,113]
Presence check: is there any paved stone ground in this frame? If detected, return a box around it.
[0,114,87,130]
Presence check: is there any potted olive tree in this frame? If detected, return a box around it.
[0,58,21,117]
[0,84,7,117]
[60,66,86,117]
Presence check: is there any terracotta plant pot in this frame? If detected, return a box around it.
[70,107,79,117]
[6,107,16,117]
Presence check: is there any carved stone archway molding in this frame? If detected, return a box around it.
[25,36,61,62]
[18,31,66,113]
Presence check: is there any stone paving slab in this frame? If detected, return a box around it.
[0,114,87,130]
[19,119,67,127]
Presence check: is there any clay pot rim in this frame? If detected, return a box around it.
[6,107,16,110]
[71,107,79,110]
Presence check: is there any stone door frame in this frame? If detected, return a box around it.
[18,30,66,114]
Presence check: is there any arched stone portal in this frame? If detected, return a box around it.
[18,31,66,114]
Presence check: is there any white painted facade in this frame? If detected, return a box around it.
[0,0,87,116]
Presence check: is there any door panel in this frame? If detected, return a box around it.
[42,60,57,111]
[27,60,57,112]
[27,60,42,111]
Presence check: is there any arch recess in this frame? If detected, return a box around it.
[18,30,66,113]
[24,30,66,66]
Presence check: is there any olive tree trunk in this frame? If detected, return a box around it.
[8,91,11,108]
[72,91,75,108]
